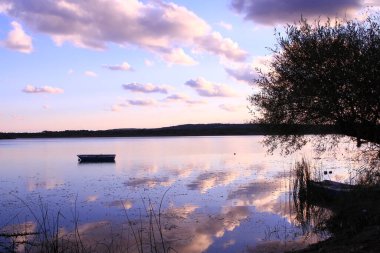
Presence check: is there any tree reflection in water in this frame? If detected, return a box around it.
[292,159,331,238]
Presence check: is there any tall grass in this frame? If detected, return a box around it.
[293,158,311,204]
[291,159,332,237]
[0,192,175,253]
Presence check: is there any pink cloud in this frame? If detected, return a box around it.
[218,21,233,30]
[84,71,97,77]
[196,32,247,62]
[225,55,273,84]
[1,0,247,63]
[231,0,362,25]
[185,77,237,97]
[144,59,154,67]
[219,104,244,112]
[127,99,157,106]
[22,85,64,94]
[123,83,170,94]
[163,93,206,105]
[156,47,197,66]
[2,21,33,53]
[103,62,133,71]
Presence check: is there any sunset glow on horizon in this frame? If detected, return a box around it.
[0,0,375,132]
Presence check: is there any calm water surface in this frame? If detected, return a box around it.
[0,136,357,252]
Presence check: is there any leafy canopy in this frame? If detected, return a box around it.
[251,16,380,148]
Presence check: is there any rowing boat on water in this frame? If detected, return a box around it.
[309,180,355,193]
[307,180,355,202]
[77,154,116,163]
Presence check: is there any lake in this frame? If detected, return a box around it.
[0,136,358,252]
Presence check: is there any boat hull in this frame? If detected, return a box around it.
[77,154,115,163]
[307,180,355,203]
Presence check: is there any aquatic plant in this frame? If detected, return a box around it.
[0,193,174,253]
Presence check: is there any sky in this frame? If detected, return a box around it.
[0,0,378,132]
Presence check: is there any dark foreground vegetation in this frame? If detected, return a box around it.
[0,195,174,253]
[291,160,380,253]
[251,13,380,252]
[0,123,340,139]
[251,15,380,156]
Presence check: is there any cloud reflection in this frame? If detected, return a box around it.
[228,181,280,200]
[227,179,304,228]
[108,199,133,209]
[187,171,238,193]
[86,195,98,202]
[43,204,250,253]
[165,204,198,219]
[0,221,36,252]
[27,178,64,191]
[228,181,283,213]
[124,176,175,188]
[164,206,250,253]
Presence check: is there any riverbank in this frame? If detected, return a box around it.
[0,123,338,139]
[296,226,380,253]
[293,186,380,253]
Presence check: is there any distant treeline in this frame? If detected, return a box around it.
[0,123,340,139]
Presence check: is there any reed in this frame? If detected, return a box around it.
[0,192,175,253]
[293,158,311,204]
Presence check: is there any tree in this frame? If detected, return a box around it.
[251,16,380,157]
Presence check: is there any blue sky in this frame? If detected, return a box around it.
[0,0,377,132]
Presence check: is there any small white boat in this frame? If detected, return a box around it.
[77,154,115,163]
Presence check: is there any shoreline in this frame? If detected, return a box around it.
[0,123,339,139]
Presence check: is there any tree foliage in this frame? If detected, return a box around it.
[251,16,380,152]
